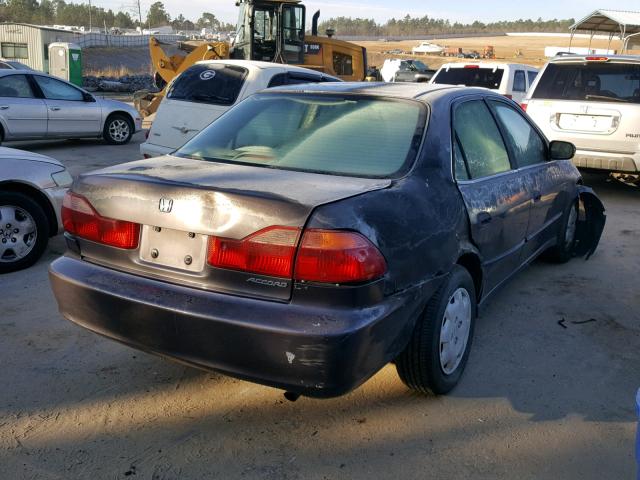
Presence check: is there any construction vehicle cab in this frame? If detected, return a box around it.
[232,0,305,64]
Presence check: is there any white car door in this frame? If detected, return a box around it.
[0,74,47,139]
[31,75,101,137]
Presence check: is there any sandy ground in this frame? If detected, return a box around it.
[361,35,640,70]
[0,132,639,479]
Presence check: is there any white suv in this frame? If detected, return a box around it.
[524,55,640,180]
[140,60,340,158]
[430,62,539,104]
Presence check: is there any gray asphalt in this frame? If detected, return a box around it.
[1,134,638,479]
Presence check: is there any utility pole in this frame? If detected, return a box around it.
[88,0,92,32]
[137,0,143,30]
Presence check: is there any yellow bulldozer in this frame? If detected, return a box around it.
[135,0,367,116]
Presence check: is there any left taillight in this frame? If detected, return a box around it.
[62,192,140,249]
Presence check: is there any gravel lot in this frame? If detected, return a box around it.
[1,133,639,479]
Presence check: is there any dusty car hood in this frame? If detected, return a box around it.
[73,155,392,239]
[0,147,63,167]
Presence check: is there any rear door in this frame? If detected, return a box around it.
[453,97,532,294]
[0,74,46,138]
[526,60,640,156]
[31,74,101,137]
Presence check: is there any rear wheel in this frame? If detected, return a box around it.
[0,192,50,273]
[546,200,578,263]
[396,265,476,395]
[103,114,133,145]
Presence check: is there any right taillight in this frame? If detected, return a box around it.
[294,229,387,284]
[520,101,528,112]
[62,192,140,249]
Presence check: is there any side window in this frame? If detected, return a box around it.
[333,52,353,76]
[527,70,537,88]
[0,75,35,98]
[453,100,511,179]
[490,101,547,168]
[453,136,469,181]
[0,62,12,70]
[267,73,287,88]
[513,70,526,92]
[33,75,84,101]
[286,74,321,85]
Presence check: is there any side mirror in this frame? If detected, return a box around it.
[83,92,96,103]
[549,140,576,161]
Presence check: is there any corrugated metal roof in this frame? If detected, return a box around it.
[570,9,640,35]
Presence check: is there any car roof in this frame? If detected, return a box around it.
[264,81,464,101]
[549,54,640,64]
[194,59,337,76]
[439,62,538,70]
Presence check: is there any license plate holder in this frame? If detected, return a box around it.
[139,225,207,272]
[558,113,612,132]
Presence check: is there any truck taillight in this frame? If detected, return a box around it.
[62,192,140,249]
[520,101,528,112]
[207,226,300,278]
[206,227,387,284]
[294,230,387,284]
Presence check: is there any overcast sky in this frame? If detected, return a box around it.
[110,0,639,25]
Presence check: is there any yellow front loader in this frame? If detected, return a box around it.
[135,0,367,117]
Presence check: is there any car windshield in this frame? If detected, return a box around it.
[433,67,504,89]
[176,93,426,178]
[532,62,640,104]
[166,64,248,106]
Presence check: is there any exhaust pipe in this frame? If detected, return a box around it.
[311,10,320,36]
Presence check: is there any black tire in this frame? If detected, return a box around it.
[0,191,50,274]
[396,265,477,395]
[103,114,133,145]
[546,200,578,264]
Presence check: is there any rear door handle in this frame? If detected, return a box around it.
[533,190,542,202]
[0,105,9,110]
[49,107,61,111]
[477,211,492,225]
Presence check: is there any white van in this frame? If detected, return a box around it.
[430,62,539,104]
[524,55,640,180]
[140,60,340,158]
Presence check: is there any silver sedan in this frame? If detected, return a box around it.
[0,70,142,144]
[0,147,71,272]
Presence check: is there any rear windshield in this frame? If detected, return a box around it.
[166,64,248,106]
[433,67,504,89]
[532,62,640,104]
[176,93,426,178]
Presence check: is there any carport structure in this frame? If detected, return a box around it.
[569,9,640,53]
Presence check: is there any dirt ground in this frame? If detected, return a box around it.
[1,125,639,478]
[361,34,640,70]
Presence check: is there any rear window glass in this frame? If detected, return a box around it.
[166,64,248,106]
[532,62,640,104]
[177,93,426,178]
[433,67,504,89]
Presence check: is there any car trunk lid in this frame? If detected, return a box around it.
[70,155,391,301]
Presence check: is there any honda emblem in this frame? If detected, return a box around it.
[159,198,173,213]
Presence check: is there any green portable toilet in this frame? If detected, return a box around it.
[48,43,82,86]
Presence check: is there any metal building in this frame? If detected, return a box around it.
[0,23,83,72]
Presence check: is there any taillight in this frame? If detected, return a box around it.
[207,226,300,278]
[585,56,609,62]
[294,229,387,284]
[62,192,140,249]
[520,102,528,112]
[464,65,479,69]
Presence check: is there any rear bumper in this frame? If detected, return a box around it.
[573,149,639,173]
[139,142,174,158]
[49,257,433,398]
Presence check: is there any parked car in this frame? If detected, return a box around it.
[50,83,605,399]
[0,70,142,145]
[1,147,71,273]
[0,59,33,70]
[140,60,341,158]
[380,59,436,83]
[412,42,444,55]
[523,55,640,183]
[431,62,539,104]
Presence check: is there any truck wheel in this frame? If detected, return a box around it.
[0,192,50,273]
[546,200,578,264]
[103,114,133,145]
[396,265,476,395]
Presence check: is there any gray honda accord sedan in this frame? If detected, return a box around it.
[49,83,605,399]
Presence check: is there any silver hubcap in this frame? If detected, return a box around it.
[439,288,472,375]
[109,119,130,142]
[564,205,578,247]
[0,205,37,262]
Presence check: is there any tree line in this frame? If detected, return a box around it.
[317,15,575,36]
[0,0,235,31]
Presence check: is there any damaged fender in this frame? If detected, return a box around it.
[574,185,606,260]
